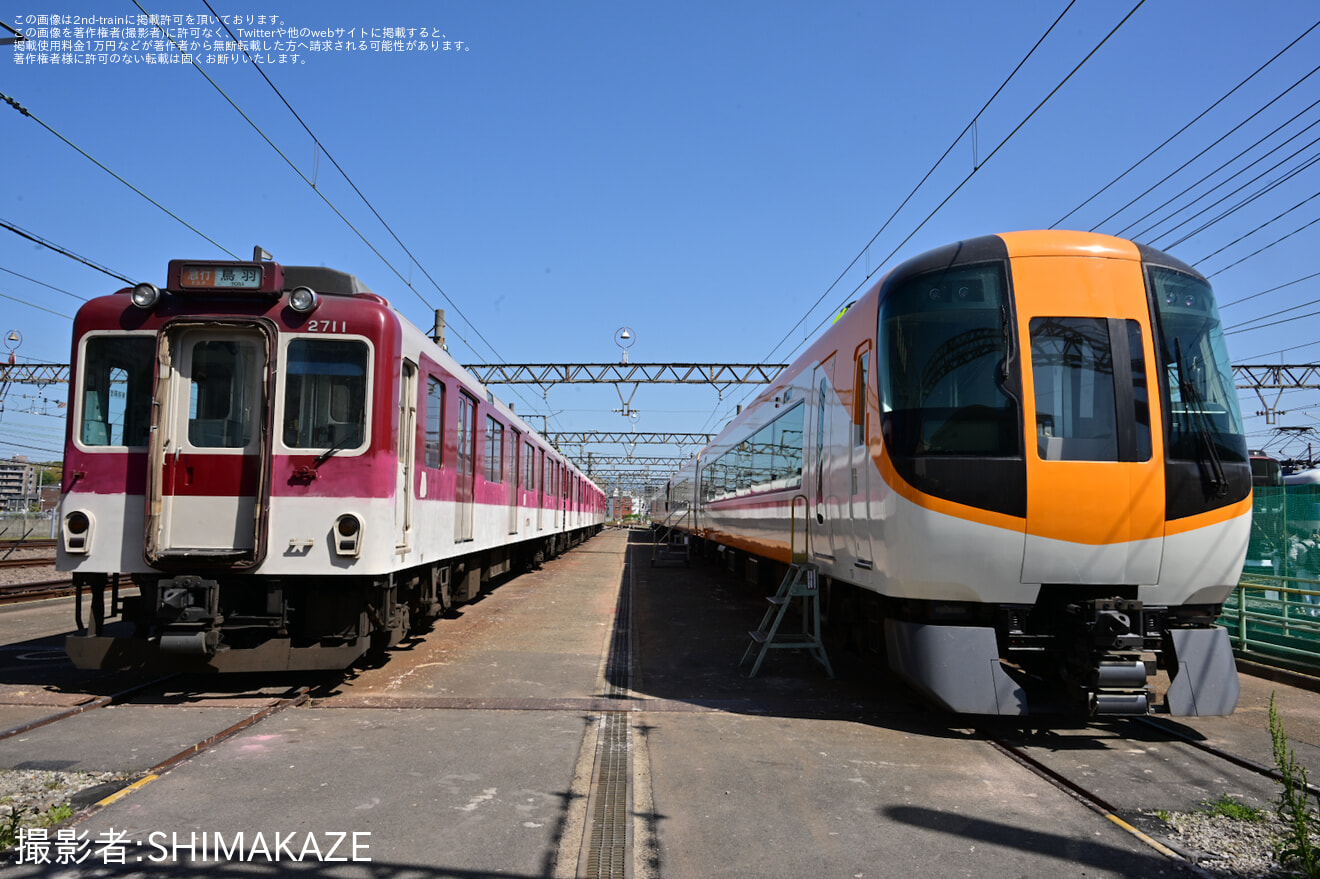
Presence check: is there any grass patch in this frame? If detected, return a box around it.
[1203,794,1265,822]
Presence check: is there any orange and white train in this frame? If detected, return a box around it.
[653,231,1249,716]
[58,253,605,672]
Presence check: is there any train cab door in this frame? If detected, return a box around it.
[145,321,273,565]
[396,361,417,551]
[1015,256,1165,585]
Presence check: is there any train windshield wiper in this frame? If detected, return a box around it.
[314,428,357,467]
[1174,339,1227,497]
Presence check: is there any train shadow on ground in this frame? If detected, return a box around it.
[621,528,1181,745]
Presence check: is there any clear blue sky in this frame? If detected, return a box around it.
[3,1,1320,482]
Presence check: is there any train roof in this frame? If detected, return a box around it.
[281,266,373,296]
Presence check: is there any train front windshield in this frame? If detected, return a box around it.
[878,262,1017,458]
[1148,266,1246,465]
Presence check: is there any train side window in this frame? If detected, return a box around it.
[283,339,369,450]
[425,377,444,468]
[524,441,535,489]
[485,416,504,483]
[78,335,154,448]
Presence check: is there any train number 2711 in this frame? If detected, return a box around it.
[305,320,348,333]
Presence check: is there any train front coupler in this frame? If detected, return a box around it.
[151,574,224,655]
[1067,598,1159,716]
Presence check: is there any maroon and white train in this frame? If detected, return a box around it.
[58,252,605,671]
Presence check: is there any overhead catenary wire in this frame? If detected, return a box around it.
[0,90,241,261]
[200,1,508,369]
[1200,203,1320,277]
[1088,63,1320,234]
[703,0,1149,437]
[127,2,470,348]
[0,265,89,304]
[700,0,1083,436]
[1123,95,1320,243]
[1052,19,1320,230]
[797,0,1151,360]
[1153,138,1320,250]
[1222,270,1320,309]
[145,1,553,426]
[0,218,135,285]
[0,290,73,320]
[751,0,1080,373]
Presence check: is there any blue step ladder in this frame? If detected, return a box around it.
[741,563,833,678]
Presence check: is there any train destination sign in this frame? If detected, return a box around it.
[167,260,283,295]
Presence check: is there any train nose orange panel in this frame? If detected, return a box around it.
[1009,248,1166,585]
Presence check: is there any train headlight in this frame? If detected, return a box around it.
[289,286,320,314]
[130,283,161,310]
[334,513,362,558]
[63,510,94,555]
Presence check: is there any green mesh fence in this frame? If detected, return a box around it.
[1222,482,1320,673]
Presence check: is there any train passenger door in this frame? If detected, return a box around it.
[396,361,417,551]
[850,344,874,568]
[145,322,272,565]
[455,392,476,543]
[537,449,545,531]
[810,356,840,562]
[1015,256,1165,584]
[509,429,521,534]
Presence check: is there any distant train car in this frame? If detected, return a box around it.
[1285,468,1320,536]
[59,253,604,671]
[660,231,1249,717]
[1251,450,1284,488]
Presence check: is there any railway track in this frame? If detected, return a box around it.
[0,557,56,570]
[0,675,316,833]
[0,539,56,555]
[0,580,74,604]
[979,717,1302,877]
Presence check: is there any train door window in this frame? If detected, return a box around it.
[485,417,504,483]
[283,339,369,451]
[1127,321,1152,462]
[187,338,259,448]
[78,335,154,448]
[853,350,869,447]
[509,430,521,534]
[523,441,535,490]
[1030,317,1119,462]
[455,393,477,542]
[425,377,444,468]
[397,361,418,539]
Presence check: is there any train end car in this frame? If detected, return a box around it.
[59,252,604,672]
[676,231,1249,718]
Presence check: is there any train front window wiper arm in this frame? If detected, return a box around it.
[1175,339,1227,497]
